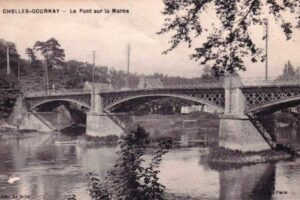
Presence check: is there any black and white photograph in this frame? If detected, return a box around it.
[0,0,300,199]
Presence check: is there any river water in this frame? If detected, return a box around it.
[0,132,299,200]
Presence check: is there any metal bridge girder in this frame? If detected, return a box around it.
[25,94,91,111]
[100,88,225,112]
[243,86,300,114]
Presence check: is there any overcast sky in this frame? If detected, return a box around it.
[0,0,299,78]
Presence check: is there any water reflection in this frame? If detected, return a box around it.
[0,132,299,200]
[219,163,275,200]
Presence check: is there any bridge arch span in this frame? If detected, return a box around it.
[247,95,300,114]
[103,94,224,113]
[29,98,91,111]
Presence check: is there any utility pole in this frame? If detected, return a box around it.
[265,18,269,80]
[45,59,49,96]
[92,50,96,111]
[6,45,10,75]
[17,59,20,80]
[126,44,130,88]
[229,73,232,113]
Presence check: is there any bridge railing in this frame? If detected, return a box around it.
[24,76,300,97]
[241,77,300,87]
[164,81,224,88]
[24,89,91,97]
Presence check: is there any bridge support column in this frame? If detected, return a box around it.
[86,94,123,137]
[219,77,271,152]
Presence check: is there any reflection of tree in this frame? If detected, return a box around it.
[250,164,276,200]
[219,163,275,200]
[0,143,14,174]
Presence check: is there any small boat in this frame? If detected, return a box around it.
[54,140,77,145]
[8,177,20,184]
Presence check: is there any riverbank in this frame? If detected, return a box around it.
[205,147,294,167]
[0,120,15,130]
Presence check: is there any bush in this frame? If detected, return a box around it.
[88,125,172,200]
[0,75,20,119]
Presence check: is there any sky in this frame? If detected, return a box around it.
[0,0,299,78]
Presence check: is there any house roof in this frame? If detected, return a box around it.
[137,77,164,89]
[84,81,112,91]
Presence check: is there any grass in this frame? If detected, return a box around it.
[129,112,219,142]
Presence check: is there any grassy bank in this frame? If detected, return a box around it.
[129,112,219,145]
[206,147,293,167]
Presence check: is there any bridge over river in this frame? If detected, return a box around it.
[21,76,300,152]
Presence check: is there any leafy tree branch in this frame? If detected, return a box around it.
[158,0,300,76]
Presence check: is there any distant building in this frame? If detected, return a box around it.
[137,77,164,89]
[180,105,222,114]
[84,81,112,92]
[181,105,204,114]
[52,64,64,70]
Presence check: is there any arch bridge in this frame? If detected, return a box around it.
[23,77,300,152]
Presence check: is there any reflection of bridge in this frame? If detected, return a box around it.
[22,77,300,152]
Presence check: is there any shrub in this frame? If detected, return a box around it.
[0,75,20,119]
[88,125,172,200]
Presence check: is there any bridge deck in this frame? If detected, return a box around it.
[24,84,224,98]
[24,78,300,98]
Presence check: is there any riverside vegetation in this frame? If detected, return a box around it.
[67,126,173,200]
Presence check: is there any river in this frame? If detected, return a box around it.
[0,132,299,200]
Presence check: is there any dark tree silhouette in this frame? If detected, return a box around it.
[277,60,299,80]
[34,38,65,69]
[0,39,20,74]
[87,126,173,200]
[25,48,36,63]
[0,74,20,119]
[158,0,300,77]
[201,65,215,79]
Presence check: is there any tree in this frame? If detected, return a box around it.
[159,0,300,77]
[0,39,20,74]
[25,48,36,63]
[87,126,172,200]
[277,60,299,80]
[34,38,65,69]
[0,74,20,119]
[201,65,214,79]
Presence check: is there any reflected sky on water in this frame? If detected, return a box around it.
[0,132,299,200]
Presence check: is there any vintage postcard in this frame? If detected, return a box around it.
[0,0,299,199]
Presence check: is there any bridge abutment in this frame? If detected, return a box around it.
[86,94,123,137]
[219,114,270,151]
[219,77,271,152]
[86,112,123,137]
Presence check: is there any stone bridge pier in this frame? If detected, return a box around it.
[219,77,271,152]
[86,94,123,137]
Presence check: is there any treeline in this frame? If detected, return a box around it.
[0,37,218,92]
[21,61,215,91]
[1,37,299,93]
[0,37,299,119]
[276,61,300,80]
[0,39,21,119]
